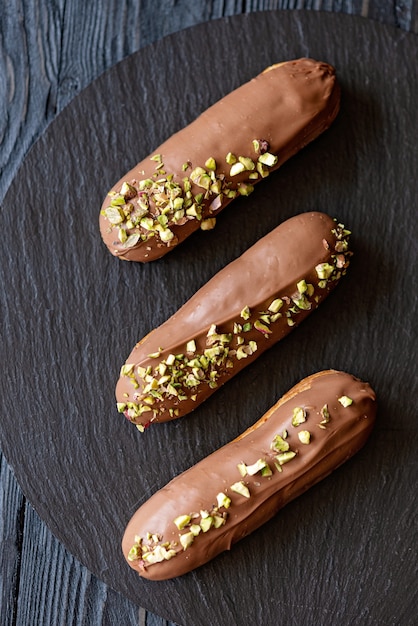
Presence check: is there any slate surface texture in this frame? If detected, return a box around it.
[1,4,417,626]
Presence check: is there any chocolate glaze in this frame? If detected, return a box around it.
[100,58,340,262]
[116,212,351,429]
[122,370,377,580]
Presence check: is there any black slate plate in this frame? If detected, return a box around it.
[1,10,417,626]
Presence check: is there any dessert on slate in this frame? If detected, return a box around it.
[100,58,340,262]
[122,370,377,580]
[116,212,352,431]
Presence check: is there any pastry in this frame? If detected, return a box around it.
[100,58,340,262]
[122,370,376,580]
[116,212,351,431]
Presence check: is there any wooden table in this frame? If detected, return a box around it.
[1,2,417,625]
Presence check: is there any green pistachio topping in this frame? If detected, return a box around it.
[292,407,307,426]
[205,157,216,170]
[243,458,270,476]
[275,451,297,465]
[200,516,214,532]
[271,434,290,452]
[173,514,191,530]
[258,152,278,167]
[319,404,330,427]
[230,481,251,498]
[179,532,195,550]
[298,430,311,444]
[216,492,232,509]
[338,395,353,407]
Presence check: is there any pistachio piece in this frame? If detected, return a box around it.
[127,544,141,562]
[200,217,217,230]
[186,339,196,353]
[268,298,283,313]
[216,492,232,509]
[173,514,191,530]
[275,451,297,465]
[320,404,330,424]
[292,406,307,426]
[238,156,255,170]
[254,319,272,335]
[179,532,195,550]
[315,262,334,280]
[258,152,278,167]
[225,152,237,164]
[229,162,245,176]
[338,395,353,407]
[252,138,270,154]
[200,516,214,532]
[298,430,311,444]
[205,157,217,170]
[104,206,125,225]
[271,434,290,452]
[120,181,137,200]
[213,515,226,528]
[237,183,254,196]
[240,306,251,320]
[190,524,201,536]
[237,462,247,477]
[245,458,269,476]
[230,481,251,498]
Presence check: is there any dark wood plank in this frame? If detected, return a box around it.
[1,2,418,626]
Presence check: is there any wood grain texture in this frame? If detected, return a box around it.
[1,2,418,626]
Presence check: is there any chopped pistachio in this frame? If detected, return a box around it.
[186,339,196,353]
[200,217,217,230]
[216,492,231,509]
[275,451,297,465]
[237,462,248,477]
[179,532,195,550]
[338,395,353,407]
[229,162,245,176]
[237,183,254,196]
[225,152,237,164]
[238,156,255,170]
[173,514,191,530]
[245,458,269,476]
[271,434,290,452]
[190,524,201,536]
[315,262,334,280]
[230,481,251,498]
[320,404,330,424]
[292,407,307,426]
[258,152,278,167]
[120,181,137,200]
[104,206,125,225]
[213,515,226,528]
[268,298,283,313]
[254,319,272,335]
[200,516,214,532]
[298,430,311,444]
[127,545,141,562]
[240,306,251,320]
[120,363,135,377]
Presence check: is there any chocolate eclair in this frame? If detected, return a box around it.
[122,370,377,580]
[116,212,352,431]
[100,58,340,262]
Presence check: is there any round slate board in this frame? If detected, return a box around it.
[1,10,417,626]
